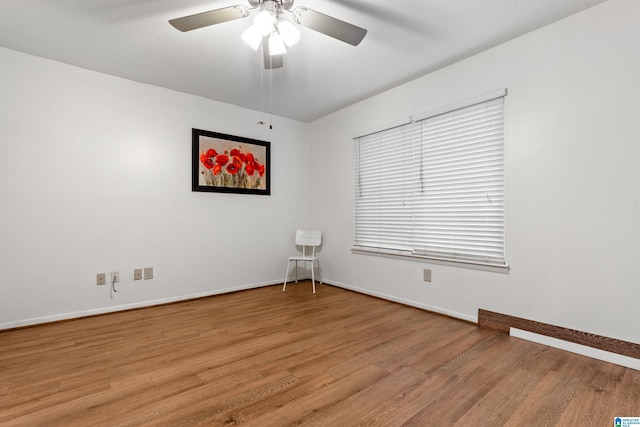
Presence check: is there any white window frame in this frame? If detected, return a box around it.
[352,89,509,273]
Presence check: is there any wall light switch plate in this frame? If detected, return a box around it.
[97,273,106,286]
[144,267,153,280]
[134,268,142,280]
[423,269,432,282]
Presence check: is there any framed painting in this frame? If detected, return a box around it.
[192,128,270,195]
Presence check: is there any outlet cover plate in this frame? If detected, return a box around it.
[110,272,120,283]
[97,273,106,286]
[144,267,153,280]
[134,268,142,280]
[423,269,432,282]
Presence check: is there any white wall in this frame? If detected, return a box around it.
[309,0,640,344]
[0,46,311,328]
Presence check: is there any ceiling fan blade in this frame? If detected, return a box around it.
[169,6,249,32]
[263,38,284,69]
[293,7,367,46]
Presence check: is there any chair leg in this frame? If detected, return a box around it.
[310,260,316,293]
[294,260,298,283]
[283,260,292,291]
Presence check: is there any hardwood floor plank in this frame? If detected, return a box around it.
[554,366,620,427]
[145,370,301,426]
[244,365,389,427]
[404,366,504,425]
[38,374,204,427]
[1,379,61,414]
[376,318,472,372]
[228,373,337,425]
[609,368,640,418]
[291,366,427,426]
[410,327,495,374]
[453,368,543,426]
[252,327,358,378]
[121,370,263,426]
[504,370,582,426]
[327,321,465,380]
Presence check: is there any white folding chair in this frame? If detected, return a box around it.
[283,229,322,293]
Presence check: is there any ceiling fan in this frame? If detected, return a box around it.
[169,0,367,69]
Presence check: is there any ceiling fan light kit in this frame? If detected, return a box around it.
[170,0,367,68]
[241,8,299,55]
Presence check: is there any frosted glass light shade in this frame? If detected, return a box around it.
[268,32,286,55]
[241,25,263,50]
[253,11,276,36]
[277,20,300,47]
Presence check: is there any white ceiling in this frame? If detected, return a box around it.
[0,0,607,122]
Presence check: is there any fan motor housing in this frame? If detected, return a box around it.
[249,0,294,11]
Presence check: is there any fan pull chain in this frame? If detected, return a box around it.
[269,59,273,129]
[258,49,265,126]
[256,46,272,129]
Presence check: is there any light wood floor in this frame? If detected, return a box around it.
[1,282,639,426]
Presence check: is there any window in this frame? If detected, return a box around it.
[353,90,507,270]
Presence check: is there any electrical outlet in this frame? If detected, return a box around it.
[134,268,143,280]
[111,272,120,283]
[423,269,432,282]
[144,267,153,280]
[97,273,106,286]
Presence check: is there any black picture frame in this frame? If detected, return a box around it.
[192,128,270,195]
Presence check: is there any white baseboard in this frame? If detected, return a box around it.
[323,278,477,324]
[510,328,640,371]
[0,279,281,331]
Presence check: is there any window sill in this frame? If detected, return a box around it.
[351,248,510,274]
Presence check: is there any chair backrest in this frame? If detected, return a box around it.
[295,229,321,257]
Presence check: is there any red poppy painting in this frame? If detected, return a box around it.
[192,129,270,195]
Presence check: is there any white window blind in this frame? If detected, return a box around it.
[354,122,418,252]
[354,94,506,268]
